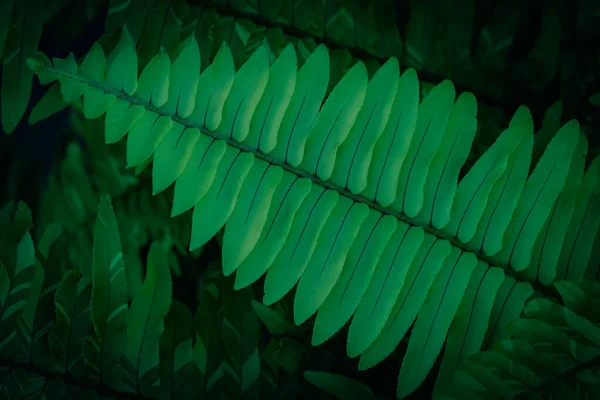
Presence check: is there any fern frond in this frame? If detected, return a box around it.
[28,33,600,398]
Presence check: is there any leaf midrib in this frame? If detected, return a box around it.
[39,64,554,298]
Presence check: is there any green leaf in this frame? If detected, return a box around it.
[558,155,600,280]
[0,231,36,358]
[189,148,254,250]
[468,106,534,257]
[105,0,134,32]
[304,370,380,400]
[325,3,356,48]
[363,68,419,206]
[152,123,201,195]
[312,211,396,346]
[14,260,43,364]
[330,57,399,193]
[7,202,33,249]
[347,224,424,356]
[447,357,526,399]
[27,51,55,84]
[48,269,92,376]
[327,48,354,94]
[52,53,83,102]
[273,337,306,376]
[160,35,200,118]
[244,43,297,154]
[0,265,9,311]
[27,83,69,126]
[0,0,14,60]
[356,235,450,365]
[171,136,228,216]
[524,135,587,285]
[136,0,189,67]
[300,60,368,180]
[270,44,329,167]
[434,263,504,393]
[532,101,563,167]
[505,321,587,372]
[482,275,534,348]
[25,231,63,368]
[194,283,225,396]
[0,368,28,400]
[233,173,312,290]
[217,45,270,142]
[222,161,283,275]
[553,279,600,323]
[1,0,43,134]
[104,98,145,144]
[78,43,117,120]
[444,106,528,243]
[159,299,196,399]
[469,350,549,389]
[524,297,600,348]
[507,317,599,373]
[251,301,301,336]
[105,27,138,96]
[396,249,476,399]
[84,194,128,386]
[221,281,261,399]
[293,198,369,324]
[120,48,173,167]
[36,224,62,260]
[497,120,580,271]
[391,80,455,218]
[261,339,284,399]
[104,0,152,43]
[134,49,171,108]
[16,374,67,399]
[126,113,173,168]
[253,0,283,21]
[121,242,173,397]
[186,42,235,131]
[417,92,477,228]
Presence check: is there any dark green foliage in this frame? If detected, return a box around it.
[0,197,327,399]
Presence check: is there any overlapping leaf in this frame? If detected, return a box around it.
[48,270,92,376]
[83,194,128,386]
[443,279,600,399]
[120,242,172,397]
